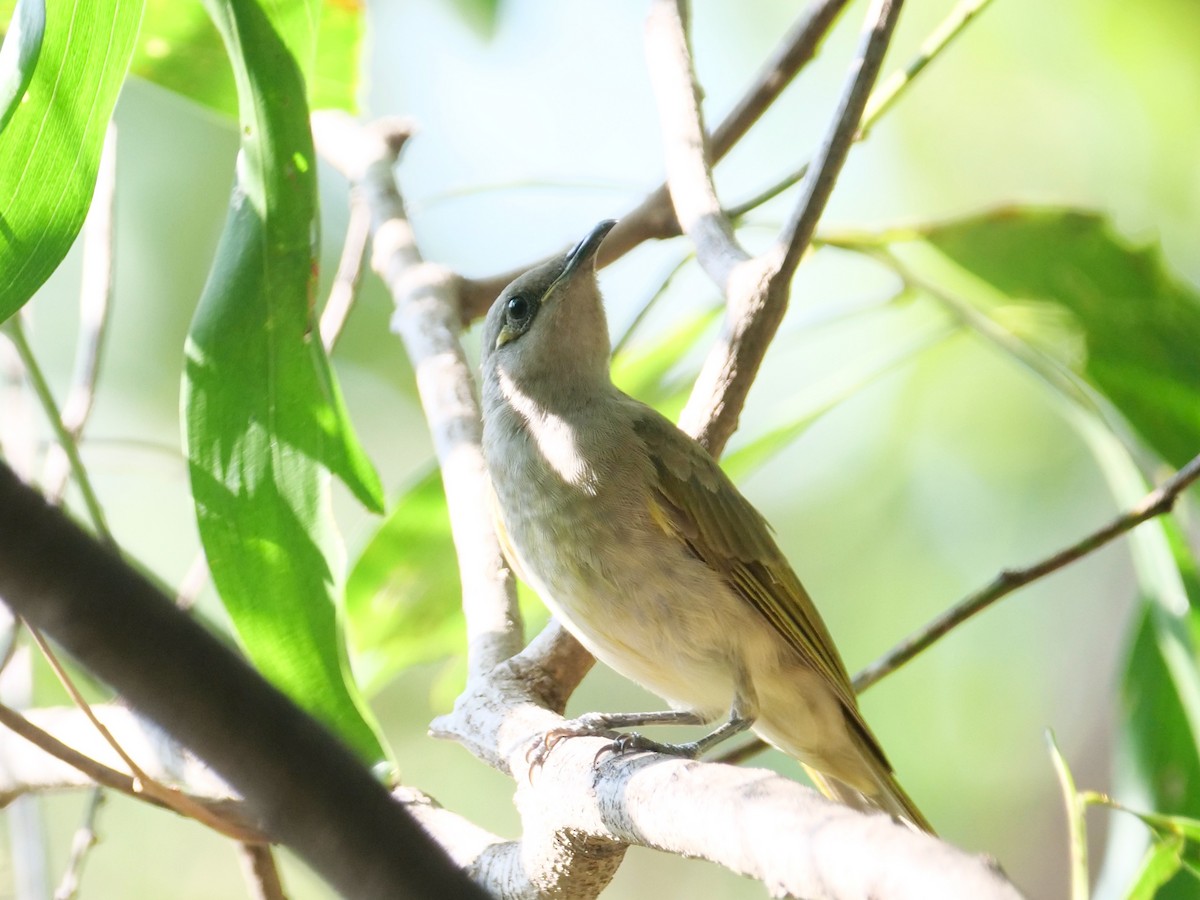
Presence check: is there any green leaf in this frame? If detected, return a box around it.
[1066,418,1200,900]
[344,466,549,695]
[1047,730,1090,900]
[128,0,363,119]
[184,0,384,766]
[1125,832,1184,900]
[310,0,363,112]
[444,0,501,38]
[0,0,44,132]
[612,306,719,418]
[344,468,463,693]
[0,0,142,323]
[922,207,1200,469]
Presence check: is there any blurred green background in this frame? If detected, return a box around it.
[2,0,1199,897]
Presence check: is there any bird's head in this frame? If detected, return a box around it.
[481,220,616,405]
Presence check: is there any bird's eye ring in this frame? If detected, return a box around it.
[506,295,531,322]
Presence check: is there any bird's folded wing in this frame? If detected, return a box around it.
[632,408,871,735]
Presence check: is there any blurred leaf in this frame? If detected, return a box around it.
[1047,730,1090,900]
[1070,416,1200,900]
[923,207,1200,468]
[344,465,550,694]
[344,468,463,693]
[444,0,501,38]
[722,325,952,481]
[1108,803,1200,845]
[184,0,384,766]
[310,0,363,111]
[0,0,44,132]
[128,0,363,118]
[0,0,142,323]
[1125,832,1184,900]
[612,306,719,419]
[922,212,1200,895]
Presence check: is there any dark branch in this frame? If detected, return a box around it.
[0,461,488,900]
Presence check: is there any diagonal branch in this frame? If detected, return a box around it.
[644,0,749,290]
[312,111,523,679]
[0,460,490,899]
[0,700,261,843]
[854,450,1200,692]
[456,0,853,319]
[777,0,906,282]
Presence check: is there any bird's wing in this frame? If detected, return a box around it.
[632,406,870,735]
[487,475,532,586]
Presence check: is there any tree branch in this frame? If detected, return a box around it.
[318,187,370,352]
[0,461,490,899]
[312,111,523,679]
[644,0,749,291]
[854,450,1200,692]
[432,644,1022,900]
[455,0,853,319]
[777,0,905,281]
[237,842,289,900]
[52,788,105,900]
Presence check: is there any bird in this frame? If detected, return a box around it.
[479,219,931,832]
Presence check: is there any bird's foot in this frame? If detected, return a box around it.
[593,733,703,764]
[526,713,709,775]
[525,712,621,772]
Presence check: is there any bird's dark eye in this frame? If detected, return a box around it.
[506,295,531,322]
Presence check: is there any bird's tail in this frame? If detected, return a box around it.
[803,760,934,834]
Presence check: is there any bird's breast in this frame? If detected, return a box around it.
[484,403,762,713]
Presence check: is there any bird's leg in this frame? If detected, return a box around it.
[526,709,709,769]
[529,668,759,768]
[600,664,759,761]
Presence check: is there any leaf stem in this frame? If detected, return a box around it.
[3,318,113,546]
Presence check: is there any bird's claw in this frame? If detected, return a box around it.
[594,732,702,763]
[527,717,704,779]
[525,717,618,776]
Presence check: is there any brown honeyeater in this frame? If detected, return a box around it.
[480,219,930,832]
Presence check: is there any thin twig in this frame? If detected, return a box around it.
[673,0,907,457]
[4,319,113,545]
[0,700,263,843]
[645,0,749,290]
[319,188,370,352]
[707,0,852,161]
[53,788,106,900]
[777,0,906,281]
[854,452,1200,692]
[26,627,150,784]
[858,0,996,140]
[0,611,20,676]
[456,0,853,318]
[26,624,272,840]
[238,842,290,900]
[43,125,118,503]
[174,553,210,611]
[610,252,694,358]
[728,0,995,222]
[0,461,488,897]
[313,113,522,679]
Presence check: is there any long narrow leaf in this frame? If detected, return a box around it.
[0,0,142,322]
[184,0,384,765]
[127,0,364,119]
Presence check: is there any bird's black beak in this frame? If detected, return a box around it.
[561,219,616,280]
